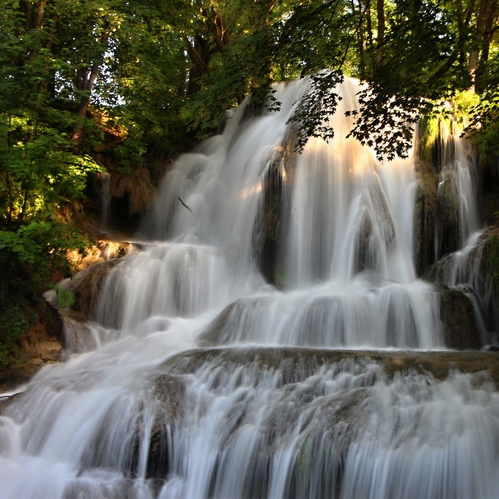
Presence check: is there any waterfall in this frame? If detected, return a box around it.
[1,77,497,499]
[436,120,481,259]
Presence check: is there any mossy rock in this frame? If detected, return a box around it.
[66,258,123,321]
[439,287,482,349]
[252,128,297,286]
[414,159,439,276]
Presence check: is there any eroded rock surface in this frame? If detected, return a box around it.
[438,287,482,349]
[65,258,124,321]
[414,159,438,276]
[252,128,297,286]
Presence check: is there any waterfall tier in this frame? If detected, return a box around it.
[0,76,495,499]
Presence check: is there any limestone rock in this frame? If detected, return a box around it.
[111,167,155,215]
[439,287,482,350]
[252,128,297,286]
[355,181,395,273]
[66,258,123,321]
[413,159,438,276]
[425,226,499,339]
[437,169,461,258]
[58,310,99,357]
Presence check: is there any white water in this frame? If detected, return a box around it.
[436,120,481,258]
[0,77,496,499]
[432,230,498,344]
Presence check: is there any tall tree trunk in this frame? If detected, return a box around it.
[476,0,499,90]
[366,0,375,71]
[468,0,496,91]
[185,3,232,96]
[185,36,211,96]
[34,0,45,29]
[72,62,100,145]
[375,0,385,67]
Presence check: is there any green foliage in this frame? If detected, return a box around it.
[0,221,90,365]
[112,138,147,174]
[418,113,441,161]
[283,0,499,160]
[0,253,38,366]
[466,86,499,168]
[107,0,190,156]
[288,70,345,152]
[0,222,89,276]
[53,285,76,310]
[0,116,102,224]
[417,90,480,161]
[486,234,499,296]
[347,89,425,160]
[0,304,29,367]
[179,0,284,136]
[0,0,193,365]
[0,0,498,367]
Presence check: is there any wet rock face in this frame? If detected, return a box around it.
[355,182,395,274]
[437,171,461,258]
[356,211,374,272]
[162,346,499,383]
[58,310,99,357]
[424,227,499,342]
[78,372,185,481]
[252,129,297,286]
[439,287,482,350]
[414,159,438,276]
[107,167,156,233]
[66,258,123,321]
[413,156,469,275]
[87,347,493,494]
[252,166,283,285]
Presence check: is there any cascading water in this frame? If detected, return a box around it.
[425,119,493,344]
[1,77,498,499]
[436,120,481,259]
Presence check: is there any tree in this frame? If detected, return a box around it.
[286,0,499,159]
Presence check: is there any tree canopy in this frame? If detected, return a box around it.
[3,0,498,172]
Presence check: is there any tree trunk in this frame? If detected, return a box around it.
[185,36,211,96]
[468,0,496,91]
[375,0,385,67]
[475,0,499,90]
[72,62,100,145]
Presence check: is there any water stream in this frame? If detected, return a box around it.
[1,77,498,499]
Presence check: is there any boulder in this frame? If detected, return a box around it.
[65,258,123,321]
[58,310,99,358]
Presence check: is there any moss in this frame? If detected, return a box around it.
[54,285,76,310]
[419,91,478,163]
[296,436,314,473]
[486,233,499,295]
[419,115,441,161]
[451,90,480,121]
